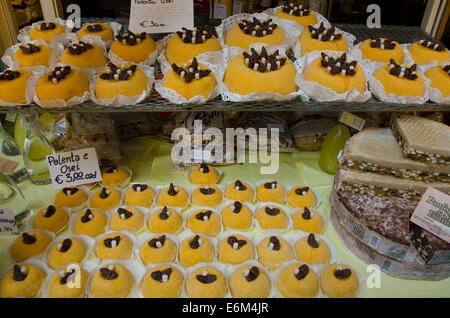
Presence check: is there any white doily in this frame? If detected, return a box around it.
[0,67,45,106]
[17,18,70,45]
[350,42,415,70]
[418,62,449,104]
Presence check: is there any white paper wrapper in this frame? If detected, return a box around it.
[106,206,149,235]
[255,234,295,271]
[291,207,327,235]
[185,207,222,237]
[73,21,122,48]
[419,62,450,104]
[88,186,124,212]
[60,37,109,72]
[254,202,292,233]
[350,42,415,69]
[294,50,372,102]
[155,184,191,210]
[17,18,70,45]
[91,230,137,263]
[100,166,132,189]
[135,234,179,266]
[0,67,45,106]
[8,229,56,263]
[220,201,256,232]
[137,262,187,298]
[68,208,110,238]
[216,231,256,265]
[223,180,256,203]
[144,206,184,235]
[254,179,287,205]
[26,205,71,235]
[123,183,157,208]
[291,231,337,266]
[184,261,231,298]
[285,185,322,209]
[177,231,218,269]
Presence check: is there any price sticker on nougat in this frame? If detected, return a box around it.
[46,148,102,189]
[0,208,19,235]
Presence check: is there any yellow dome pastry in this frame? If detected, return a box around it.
[277,263,319,298]
[73,209,108,237]
[188,163,220,184]
[95,62,149,99]
[373,59,425,97]
[32,205,68,233]
[36,66,90,102]
[13,43,52,67]
[218,234,255,264]
[110,31,156,63]
[0,263,46,298]
[185,266,227,298]
[78,23,114,42]
[287,186,318,208]
[47,237,88,269]
[274,4,318,28]
[29,21,66,43]
[163,58,217,100]
[320,264,359,298]
[178,234,215,267]
[139,235,177,265]
[110,207,145,232]
[224,47,298,95]
[225,180,255,202]
[425,64,450,97]
[187,209,221,237]
[90,264,135,298]
[292,207,324,234]
[47,267,89,298]
[156,183,189,208]
[409,40,450,64]
[256,180,286,204]
[295,233,331,265]
[101,165,130,187]
[225,17,285,49]
[256,236,294,270]
[229,265,271,298]
[166,25,222,65]
[359,36,404,63]
[221,201,253,230]
[0,69,31,104]
[91,186,122,211]
[147,206,183,234]
[124,184,155,208]
[10,230,53,262]
[95,232,133,261]
[60,41,107,68]
[140,264,184,298]
[299,23,348,56]
[255,204,289,230]
[191,185,223,207]
[54,186,88,208]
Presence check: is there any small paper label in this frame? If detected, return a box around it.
[129,0,194,34]
[5,113,16,122]
[0,156,20,175]
[0,208,19,235]
[232,1,243,15]
[339,112,366,131]
[213,4,228,19]
[410,187,450,243]
[46,147,102,189]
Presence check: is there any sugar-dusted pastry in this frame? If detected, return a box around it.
[255,204,289,230]
[101,165,130,187]
[54,186,88,209]
[286,186,318,208]
[47,237,88,269]
[218,234,255,265]
[29,21,66,43]
[13,42,52,67]
[185,266,227,298]
[36,66,90,102]
[295,233,331,265]
[163,58,217,100]
[124,184,155,208]
[95,62,149,99]
[408,40,450,64]
[139,235,177,265]
[90,264,135,298]
[0,69,31,104]
[47,267,89,298]
[10,230,53,262]
[0,263,46,298]
[78,23,114,42]
[91,186,122,211]
[32,205,69,233]
[359,35,404,63]
[292,207,324,234]
[191,185,223,207]
[73,209,108,237]
[95,232,133,261]
[425,64,450,97]
[188,163,220,184]
[156,183,189,208]
[277,263,319,298]
[110,31,156,64]
[224,180,255,202]
[110,207,145,233]
[256,181,286,204]
[221,201,253,230]
[373,59,425,97]
[166,25,222,65]
[187,209,221,237]
[320,264,359,298]
[225,17,285,49]
[299,23,348,56]
[147,206,183,234]
[178,234,215,267]
[60,41,107,68]
[257,236,294,270]
[229,265,271,298]
[140,264,184,298]
[274,4,317,28]
[303,52,366,94]
[223,47,298,96]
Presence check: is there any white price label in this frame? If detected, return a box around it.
[213,4,228,19]
[339,112,366,131]
[46,147,102,189]
[0,208,19,235]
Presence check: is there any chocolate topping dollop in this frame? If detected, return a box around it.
[264,181,277,189]
[176,25,218,44]
[19,43,41,55]
[116,31,147,46]
[282,3,310,17]
[269,236,281,251]
[234,180,247,191]
[196,210,212,221]
[103,235,121,248]
[100,62,137,81]
[232,201,242,213]
[100,267,118,280]
[148,235,166,248]
[167,183,178,196]
[189,235,202,249]
[86,23,103,33]
[308,23,342,41]
[117,208,133,220]
[99,187,110,199]
[37,22,56,31]
[67,41,93,55]
[388,59,418,80]
[334,268,352,279]
[443,65,450,76]
[22,232,36,245]
[227,236,247,249]
[294,264,309,280]
[199,163,210,173]
[243,47,287,72]
[59,239,72,252]
[171,57,211,83]
[13,265,27,282]
[159,207,170,220]
[245,266,260,282]
[81,209,93,223]
[199,187,215,195]
[238,18,277,37]
[419,39,445,52]
[302,207,312,220]
[295,186,310,196]
[196,273,217,284]
[307,233,319,248]
[0,70,21,81]
[48,66,71,84]
[265,206,280,216]
[369,34,396,50]
[151,268,172,282]
[60,269,76,285]
[320,52,357,76]
[44,205,56,218]
[63,187,78,196]
[132,184,148,192]
[104,165,117,173]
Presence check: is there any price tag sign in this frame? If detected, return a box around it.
[339,112,366,131]
[0,208,19,235]
[129,0,194,34]
[46,148,102,189]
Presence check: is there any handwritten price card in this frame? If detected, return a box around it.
[0,208,19,235]
[129,0,194,34]
[46,148,102,189]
